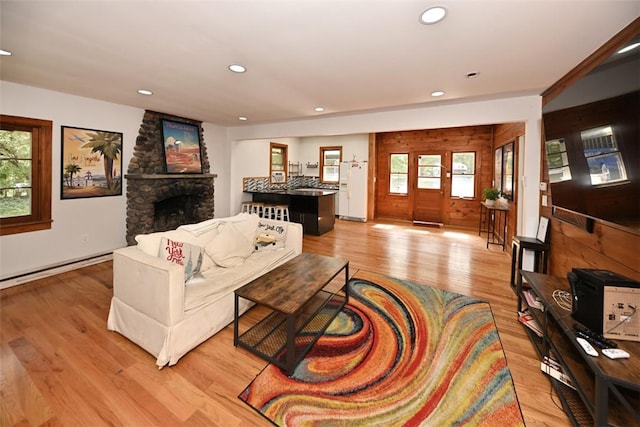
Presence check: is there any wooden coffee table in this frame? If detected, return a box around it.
[233,253,349,376]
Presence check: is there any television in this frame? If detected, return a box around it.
[542,32,640,235]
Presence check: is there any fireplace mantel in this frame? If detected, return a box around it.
[126,174,217,180]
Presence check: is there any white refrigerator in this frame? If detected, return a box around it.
[338,161,368,222]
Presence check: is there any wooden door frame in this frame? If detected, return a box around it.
[410,151,447,224]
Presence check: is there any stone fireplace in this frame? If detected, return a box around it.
[125,110,216,245]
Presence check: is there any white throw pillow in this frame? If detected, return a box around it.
[254,219,288,251]
[157,237,204,282]
[205,222,255,267]
[136,229,216,272]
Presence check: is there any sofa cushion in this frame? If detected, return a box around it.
[158,237,204,282]
[205,222,255,268]
[136,229,218,272]
[254,219,288,251]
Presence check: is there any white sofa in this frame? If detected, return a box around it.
[107,213,303,368]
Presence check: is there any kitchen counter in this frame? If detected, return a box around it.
[246,188,337,196]
[246,189,336,235]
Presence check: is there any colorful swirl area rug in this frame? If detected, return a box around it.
[239,270,525,427]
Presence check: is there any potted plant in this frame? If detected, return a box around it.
[482,187,500,206]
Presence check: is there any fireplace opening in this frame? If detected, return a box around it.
[154,195,203,232]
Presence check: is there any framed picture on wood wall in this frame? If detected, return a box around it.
[493,147,502,190]
[501,142,514,200]
[61,126,123,199]
[161,119,203,174]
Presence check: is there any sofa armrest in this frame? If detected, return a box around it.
[112,245,185,326]
[285,221,303,255]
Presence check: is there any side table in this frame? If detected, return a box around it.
[478,201,509,250]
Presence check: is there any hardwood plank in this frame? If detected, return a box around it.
[0,218,571,426]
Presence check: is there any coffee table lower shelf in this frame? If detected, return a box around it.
[236,290,346,375]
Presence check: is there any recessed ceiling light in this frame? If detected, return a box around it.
[466,71,479,79]
[419,6,447,25]
[0,49,12,56]
[618,42,640,54]
[314,107,325,112]
[238,116,248,121]
[137,89,153,95]
[431,90,445,97]
[229,64,246,73]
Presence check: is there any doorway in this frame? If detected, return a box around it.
[412,153,445,225]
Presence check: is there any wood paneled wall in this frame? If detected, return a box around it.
[375,126,494,229]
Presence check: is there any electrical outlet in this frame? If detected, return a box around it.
[81,234,89,243]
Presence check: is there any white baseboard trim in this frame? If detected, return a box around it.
[0,253,113,290]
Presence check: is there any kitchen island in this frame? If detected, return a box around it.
[246,189,336,235]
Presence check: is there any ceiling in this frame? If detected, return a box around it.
[1,1,638,127]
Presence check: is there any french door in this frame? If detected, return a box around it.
[412,153,445,225]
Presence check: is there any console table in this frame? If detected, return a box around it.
[517,271,640,426]
[478,201,508,250]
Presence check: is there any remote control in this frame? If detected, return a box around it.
[601,348,630,359]
[576,337,599,357]
[573,323,617,348]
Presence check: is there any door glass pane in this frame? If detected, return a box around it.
[418,177,440,189]
[0,129,32,218]
[417,155,440,189]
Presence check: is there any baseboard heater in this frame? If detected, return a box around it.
[412,220,443,227]
[0,252,113,289]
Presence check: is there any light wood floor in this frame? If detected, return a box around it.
[1,218,571,426]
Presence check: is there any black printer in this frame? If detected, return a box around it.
[567,268,639,335]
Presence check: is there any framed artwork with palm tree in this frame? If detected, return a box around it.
[161,119,203,174]
[61,126,123,199]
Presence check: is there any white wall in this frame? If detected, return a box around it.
[228,137,300,215]
[298,134,369,177]
[0,82,228,282]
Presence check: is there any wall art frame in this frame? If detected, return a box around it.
[61,126,123,199]
[493,147,502,190]
[161,119,203,174]
[501,141,514,200]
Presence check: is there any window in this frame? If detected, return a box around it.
[320,146,342,183]
[580,126,627,185]
[451,152,475,198]
[270,142,288,184]
[0,115,52,236]
[389,153,408,194]
[417,154,441,189]
[545,138,572,183]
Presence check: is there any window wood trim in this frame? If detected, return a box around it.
[269,142,288,184]
[0,115,53,236]
[319,146,342,184]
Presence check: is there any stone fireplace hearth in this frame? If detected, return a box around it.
[125,111,216,245]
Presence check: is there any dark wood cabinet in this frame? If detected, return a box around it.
[249,190,336,236]
[516,271,639,426]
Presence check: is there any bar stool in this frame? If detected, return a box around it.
[510,216,550,288]
[241,201,253,214]
[250,202,264,217]
[262,205,276,219]
[274,205,290,222]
